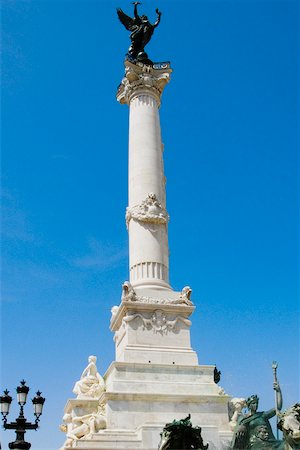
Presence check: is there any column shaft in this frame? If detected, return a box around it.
[117,61,172,288]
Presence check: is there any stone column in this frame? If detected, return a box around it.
[117,61,172,289]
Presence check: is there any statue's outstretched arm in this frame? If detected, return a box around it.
[80,362,91,379]
[153,8,162,28]
[265,407,276,419]
[274,382,283,411]
[133,2,141,19]
[80,368,88,378]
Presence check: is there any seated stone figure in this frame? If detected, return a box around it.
[73,355,105,399]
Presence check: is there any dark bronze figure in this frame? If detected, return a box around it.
[230,393,284,449]
[117,2,161,64]
[214,366,221,384]
[158,414,209,450]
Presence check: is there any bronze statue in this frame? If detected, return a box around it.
[230,389,284,449]
[213,366,221,384]
[158,414,208,450]
[117,2,161,64]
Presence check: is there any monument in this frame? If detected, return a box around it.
[59,5,291,450]
[60,5,231,449]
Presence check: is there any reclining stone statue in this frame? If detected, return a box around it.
[60,405,106,448]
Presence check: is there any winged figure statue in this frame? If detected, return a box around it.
[117,2,161,64]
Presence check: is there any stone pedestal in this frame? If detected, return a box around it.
[61,362,231,450]
[111,288,198,365]
[60,286,232,449]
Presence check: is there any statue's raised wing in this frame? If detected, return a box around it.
[117,8,136,31]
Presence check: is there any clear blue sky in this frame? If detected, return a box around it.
[1,0,298,449]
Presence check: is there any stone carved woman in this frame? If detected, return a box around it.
[73,355,105,399]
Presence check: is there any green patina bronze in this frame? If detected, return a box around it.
[231,393,285,449]
[158,414,208,450]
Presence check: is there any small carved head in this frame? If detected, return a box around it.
[182,286,192,299]
[111,306,119,316]
[88,355,97,363]
[59,424,67,433]
[122,281,133,295]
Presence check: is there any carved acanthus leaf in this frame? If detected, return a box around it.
[117,62,171,105]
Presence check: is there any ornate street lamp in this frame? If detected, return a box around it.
[0,380,45,450]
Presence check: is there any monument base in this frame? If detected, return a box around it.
[60,362,232,450]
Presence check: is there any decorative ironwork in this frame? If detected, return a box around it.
[0,380,45,450]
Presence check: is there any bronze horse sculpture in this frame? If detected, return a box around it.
[158,415,208,450]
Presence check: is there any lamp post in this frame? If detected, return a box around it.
[0,380,45,450]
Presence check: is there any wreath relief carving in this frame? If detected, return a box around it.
[126,193,169,228]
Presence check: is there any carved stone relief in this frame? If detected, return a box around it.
[60,403,106,447]
[123,309,191,334]
[121,281,194,306]
[117,62,171,106]
[121,281,137,302]
[126,193,169,228]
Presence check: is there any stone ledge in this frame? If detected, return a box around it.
[104,361,217,379]
[111,300,195,331]
[99,391,230,404]
[63,398,100,413]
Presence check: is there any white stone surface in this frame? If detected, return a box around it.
[60,60,234,450]
[73,356,105,399]
[60,399,106,449]
[228,397,247,431]
[110,285,198,366]
[117,61,172,288]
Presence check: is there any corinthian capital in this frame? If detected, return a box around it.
[117,60,172,106]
